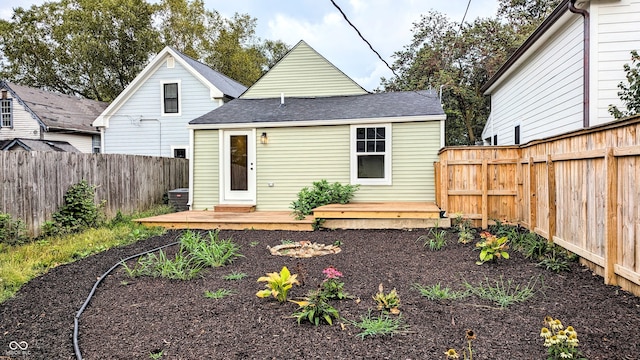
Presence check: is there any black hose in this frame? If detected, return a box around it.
[73,236,182,360]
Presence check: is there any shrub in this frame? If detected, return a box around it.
[256,266,299,302]
[290,180,359,220]
[291,289,340,326]
[0,213,29,246]
[44,180,104,236]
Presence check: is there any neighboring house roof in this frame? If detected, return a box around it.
[190,90,444,127]
[240,40,368,99]
[0,138,80,152]
[481,0,572,94]
[2,81,106,134]
[93,46,247,128]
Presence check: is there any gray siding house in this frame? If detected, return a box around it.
[93,46,247,158]
[0,81,107,153]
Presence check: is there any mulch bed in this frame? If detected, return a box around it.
[1,229,640,359]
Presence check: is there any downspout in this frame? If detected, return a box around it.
[569,0,590,128]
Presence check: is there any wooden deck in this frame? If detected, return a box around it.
[136,211,315,231]
[136,202,447,231]
[315,202,448,229]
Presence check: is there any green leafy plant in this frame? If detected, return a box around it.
[413,283,468,301]
[538,249,572,273]
[609,50,640,119]
[463,275,540,308]
[453,213,476,244]
[223,271,247,281]
[417,222,447,251]
[475,231,509,265]
[320,266,348,300]
[445,329,476,360]
[373,283,400,314]
[44,180,105,236]
[256,266,300,302]
[126,248,204,280]
[540,316,586,360]
[180,230,243,267]
[204,288,235,299]
[249,241,260,247]
[149,349,164,359]
[290,179,359,220]
[291,289,340,326]
[0,213,29,246]
[350,310,409,339]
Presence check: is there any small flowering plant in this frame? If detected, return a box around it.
[540,316,586,360]
[320,266,348,300]
[475,231,509,265]
[373,283,401,314]
[445,329,476,360]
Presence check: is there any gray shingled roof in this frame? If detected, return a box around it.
[190,91,444,125]
[4,82,107,133]
[172,49,247,98]
[1,138,80,152]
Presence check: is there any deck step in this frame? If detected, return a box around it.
[214,204,256,213]
[313,202,446,230]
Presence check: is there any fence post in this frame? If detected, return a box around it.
[481,158,488,229]
[547,154,556,242]
[441,159,448,215]
[529,157,536,230]
[604,147,618,285]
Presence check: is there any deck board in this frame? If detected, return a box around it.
[136,211,315,231]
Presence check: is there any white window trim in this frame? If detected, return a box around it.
[350,124,392,186]
[160,80,181,116]
[0,98,13,128]
[171,145,189,159]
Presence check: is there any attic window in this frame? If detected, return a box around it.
[351,124,391,185]
[162,82,180,115]
[0,98,12,128]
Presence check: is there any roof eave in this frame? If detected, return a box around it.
[188,114,446,130]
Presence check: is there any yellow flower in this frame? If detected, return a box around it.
[557,330,568,341]
[540,327,551,338]
[444,349,460,359]
[552,319,564,331]
[560,351,574,359]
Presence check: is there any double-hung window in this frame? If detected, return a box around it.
[351,124,391,185]
[1,98,12,128]
[161,81,180,115]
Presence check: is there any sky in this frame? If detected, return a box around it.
[0,0,499,91]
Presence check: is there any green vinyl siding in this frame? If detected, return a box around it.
[192,130,219,209]
[354,121,441,202]
[255,125,350,210]
[241,41,366,99]
[253,121,441,210]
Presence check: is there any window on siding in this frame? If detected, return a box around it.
[92,135,101,153]
[493,134,498,146]
[1,99,12,128]
[173,148,186,158]
[514,125,520,145]
[163,83,179,114]
[351,124,391,185]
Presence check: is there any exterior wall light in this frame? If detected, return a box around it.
[260,132,268,144]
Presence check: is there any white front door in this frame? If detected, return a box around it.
[222,130,256,203]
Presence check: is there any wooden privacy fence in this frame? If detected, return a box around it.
[0,152,188,236]
[435,117,640,295]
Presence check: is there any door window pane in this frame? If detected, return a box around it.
[230,135,248,190]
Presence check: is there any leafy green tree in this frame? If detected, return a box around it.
[0,0,159,102]
[0,0,290,100]
[609,50,640,119]
[380,0,560,145]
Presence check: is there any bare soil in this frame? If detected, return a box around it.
[1,229,640,359]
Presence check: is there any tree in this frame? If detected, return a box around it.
[380,0,560,145]
[0,0,290,100]
[0,0,159,102]
[609,50,640,119]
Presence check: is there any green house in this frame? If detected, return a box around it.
[187,40,446,211]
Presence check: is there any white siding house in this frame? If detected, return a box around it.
[93,47,247,158]
[0,81,106,152]
[482,0,640,145]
